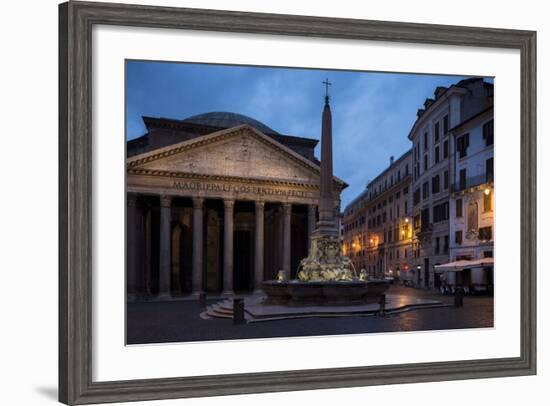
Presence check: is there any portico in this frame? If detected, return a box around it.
[126,124,345,299]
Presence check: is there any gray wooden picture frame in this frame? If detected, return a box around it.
[59,1,537,404]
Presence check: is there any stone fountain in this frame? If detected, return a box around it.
[262,83,389,306]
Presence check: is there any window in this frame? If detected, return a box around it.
[413,188,420,205]
[414,214,420,229]
[424,132,428,151]
[435,145,440,164]
[443,139,449,158]
[486,157,494,182]
[479,226,492,241]
[397,170,401,181]
[484,190,492,212]
[424,154,428,171]
[434,122,440,142]
[443,170,449,190]
[404,200,408,214]
[403,186,409,195]
[483,119,494,146]
[457,133,470,158]
[422,181,429,200]
[443,114,449,134]
[382,212,387,223]
[432,175,440,194]
[433,202,449,223]
[435,237,440,254]
[444,235,449,253]
[459,168,467,190]
[455,230,463,245]
[421,208,430,228]
[456,198,463,218]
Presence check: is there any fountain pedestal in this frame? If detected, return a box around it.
[262,234,389,306]
[262,279,389,306]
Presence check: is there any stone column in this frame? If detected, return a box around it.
[144,208,152,296]
[191,197,204,296]
[253,201,265,293]
[277,207,284,269]
[127,193,138,299]
[158,195,172,299]
[222,199,235,296]
[282,203,292,275]
[307,204,317,249]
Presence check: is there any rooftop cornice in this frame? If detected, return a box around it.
[366,148,413,188]
[408,86,469,140]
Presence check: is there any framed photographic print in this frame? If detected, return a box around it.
[59,1,536,404]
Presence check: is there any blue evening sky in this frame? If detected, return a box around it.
[126,61,490,208]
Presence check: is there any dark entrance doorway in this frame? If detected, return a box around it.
[434,269,441,289]
[424,258,430,288]
[234,229,253,292]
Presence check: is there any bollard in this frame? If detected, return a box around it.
[378,294,386,317]
[233,298,245,325]
[199,292,207,309]
[454,287,464,307]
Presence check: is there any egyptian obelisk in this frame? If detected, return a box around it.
[314,80,338,237]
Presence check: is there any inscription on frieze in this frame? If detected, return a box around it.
[172,181,311,198]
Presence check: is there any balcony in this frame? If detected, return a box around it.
[451,174,492,192]
[415,223,433,238]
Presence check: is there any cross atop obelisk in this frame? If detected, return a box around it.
[315,79,338,236]
[322,78,332,102]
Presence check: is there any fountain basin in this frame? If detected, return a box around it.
[262,279,390,306]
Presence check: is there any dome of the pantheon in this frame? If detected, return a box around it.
[182,112,279,135]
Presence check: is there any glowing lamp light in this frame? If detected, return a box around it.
[405,218,409,223]
[484,188,491,196]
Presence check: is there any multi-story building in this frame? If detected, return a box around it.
[341,189,368,271]
[342,151,413,282]
[364,152,413,281]
[409,78,493,289]
[447,106,494,291]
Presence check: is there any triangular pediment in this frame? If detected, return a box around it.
[128,125,327,185]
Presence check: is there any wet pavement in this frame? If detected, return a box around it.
[126,284,494,344]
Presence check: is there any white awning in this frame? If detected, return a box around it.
[434,258,494,272]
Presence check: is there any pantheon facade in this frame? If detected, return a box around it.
[127,112,346,300]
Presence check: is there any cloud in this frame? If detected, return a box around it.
[126,61,472,207]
